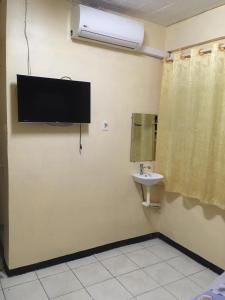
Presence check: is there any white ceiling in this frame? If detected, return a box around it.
[78,0,225,26]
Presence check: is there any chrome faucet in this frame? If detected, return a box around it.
[140,164,144,175]
[140,164,151,175]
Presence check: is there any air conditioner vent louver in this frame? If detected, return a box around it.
[80,30,139,50]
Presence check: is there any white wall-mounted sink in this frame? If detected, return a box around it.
[132,172,164,208]
[132,172,164,186]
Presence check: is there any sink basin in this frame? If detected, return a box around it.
[132,172,164,186]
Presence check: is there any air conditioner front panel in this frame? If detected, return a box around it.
[79,5,144,45]
[71,5,144,50]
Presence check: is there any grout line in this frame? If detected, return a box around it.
[0,265,3,290]
[68,261,100,271]
[70,265,113,288]
[1,288,6,300]
[134,262,182,299]
[0,275,4,300]
[0,276,3,291]
[91,251,141,298]
[188,275,207,290]
[97,253,141,273]
[35,271,51,300]
[163,281,186,299]
[2,278,50,300]
[35,268,70,280]
[134,286,179,300]
[145,244,183,260]
[0,277,38,290]
[94,250,124,261]
[96,259,134,299]
[49,287,87,300]
[162,272,207,299]
[161,286,180,300]
[66,259,94,299]
[187,270,218,290]
[122,251,169,270]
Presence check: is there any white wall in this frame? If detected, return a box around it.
[166,5,225,50]
[5,0,165,269]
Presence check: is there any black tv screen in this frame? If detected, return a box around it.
[17,75,91,123]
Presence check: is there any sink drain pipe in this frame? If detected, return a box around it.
[140,184,160,208]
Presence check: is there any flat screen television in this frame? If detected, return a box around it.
[17,75,91,123]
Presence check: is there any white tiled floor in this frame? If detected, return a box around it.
[72,262,112,286]
[36,263,69,279]
[0,238,219,300]
[40,270,82,298]
[101,254,138,276]
[0,272,37,289]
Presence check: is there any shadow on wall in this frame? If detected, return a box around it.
[10,83,90,136]
[165,191,225,221]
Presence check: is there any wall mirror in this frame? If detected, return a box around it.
[130,113,158,162]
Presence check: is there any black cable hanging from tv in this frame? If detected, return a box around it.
[24,0,31,75]
[79,124,82,155]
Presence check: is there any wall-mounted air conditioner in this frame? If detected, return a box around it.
[71,5,145,51]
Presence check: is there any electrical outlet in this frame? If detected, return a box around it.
[102,121,109,131]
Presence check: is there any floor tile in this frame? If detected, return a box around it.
[167,255,205,276]
[118,243,144,254]
[165,277,202,300]
[67,256,97,269]
[189,269,218,289]
[148,244,182,260]
[73,262,112,286]
[136,287,177,300]
[117,269,159,296]
[87,278,132,300]
[4,280,48,300]
[139,239,167,248]
[126,249,161,268]
[54,289,92,299]
[40,270,82,298]
[144,262,184,285]
[101,254,138,276]
[0,272,37,289]
[36,263,69,278]
[95,249,122,261]
[0,290,4,300]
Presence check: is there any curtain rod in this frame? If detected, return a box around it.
[169,36,225,53]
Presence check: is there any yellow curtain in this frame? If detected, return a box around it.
[156,43,225,209]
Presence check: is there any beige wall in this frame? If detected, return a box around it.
[0,0,9,263]
[159,195,225,269]
[6,0,225,272]
[166,5,225,50]
[160,7,225,270]
[5,0,165,268]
